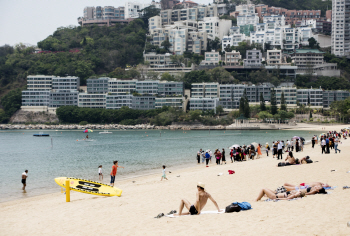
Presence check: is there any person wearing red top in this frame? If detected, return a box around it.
[110,161,124,187]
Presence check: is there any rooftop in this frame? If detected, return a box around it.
[295,49,325,54]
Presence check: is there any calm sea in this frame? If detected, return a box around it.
[0,129,319,202]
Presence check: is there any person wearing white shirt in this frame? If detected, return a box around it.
[277,141,283,160]
[334,138,341,154]
[286,140,291,151]
[321,139,326,154]
[22,170,28,190]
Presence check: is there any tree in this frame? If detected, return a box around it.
[280,91,287,111]
[271,88,277,115]
[258,111,273,120]
[239,96,245,117]
[216,105,224,115]
[309,110,313,119]
[242,89,250,118]
[161,39,172,52]
[160,72,174,81]
[308,37,319,49]
[139,6,161,26]
[170,55,185,67]
[260,92,266,111]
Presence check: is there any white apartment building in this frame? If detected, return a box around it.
[263,15,285,27]
[200,50,220,66]
[197,17,232,40]
[160,5,218,25]
[265,28,283,49]
[229,26,240,35]
[155,97,183,109]
[108,79,137,94]
[149,15,162,30]
[222,33,246,50]
[244,48,262,67]
[187,31,208,53]
[168,28,188,55]
[299,27,313,46]
[250,31,265,46]
[275,87,297,106]
[266,49,282,65]
[189,98,220,112]
[297,88,323,107]
[283,28,300,51]
[191,82,219,98]
[224,50,242,66]
[124,1,160,19]
[331,0,350,56]
[237,14,259,27]
[78,93,106,108]
[143,52,173,67]
[235,4,256,16]
[106,94,133,109]
[294,49,325,68]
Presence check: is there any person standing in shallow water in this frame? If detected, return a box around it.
[22,170,28,190]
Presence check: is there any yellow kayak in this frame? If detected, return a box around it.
[55,177,122,197]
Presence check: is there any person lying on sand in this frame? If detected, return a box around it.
[276,151,296,166]
[284,182,330,190]
[174,182,222,216]
[255,188,305,201]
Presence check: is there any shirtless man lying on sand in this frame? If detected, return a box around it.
[174,182,222,216]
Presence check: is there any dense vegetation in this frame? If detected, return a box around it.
[56,105,234,126]
[0,19,147,91]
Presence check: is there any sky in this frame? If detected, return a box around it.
[0,0,212,47]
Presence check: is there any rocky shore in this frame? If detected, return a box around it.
[0,123,283,130]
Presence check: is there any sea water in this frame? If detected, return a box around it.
[0,129,319,202]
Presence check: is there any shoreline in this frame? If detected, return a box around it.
[0,124,338,204]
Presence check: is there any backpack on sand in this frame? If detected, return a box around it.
[225,203,241,213]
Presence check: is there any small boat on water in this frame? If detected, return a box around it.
[99,130,112,134]
[33,132,50,137]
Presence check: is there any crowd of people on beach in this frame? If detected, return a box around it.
[195,129,349,168]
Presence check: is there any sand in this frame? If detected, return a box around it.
[1,124,350,236]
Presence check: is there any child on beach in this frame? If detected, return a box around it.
[161,165,168,181]
[98,165,103,181]
[110,161,124,187]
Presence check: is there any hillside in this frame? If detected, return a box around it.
[0,19,147,94]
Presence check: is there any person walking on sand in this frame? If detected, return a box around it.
[110,161,124,187]
[98,165,103,181]
[312,136,315,148]
[205,151,210,167]
[174,182,222,216]
[22,170,28,190]
[265,143,270,157]
[161,165,168,181]
[321,138,326,154]
[197,149,202,164]
[277,141,283,160]
[257,144,262,159]
[215,150,221,165]
[334,137,341,154]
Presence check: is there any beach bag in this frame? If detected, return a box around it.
[306,159,313,164]
[228,170,235,174]
[225,203,241,213]
[268,146,270,150]
[232,202,252,211]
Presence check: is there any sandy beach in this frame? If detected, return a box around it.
[1,124,350,236]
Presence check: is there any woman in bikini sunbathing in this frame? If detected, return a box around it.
[255,188,305,201]
[283,182,330,191]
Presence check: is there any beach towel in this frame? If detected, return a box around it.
[166,210,225,218]
[231,202,252,210]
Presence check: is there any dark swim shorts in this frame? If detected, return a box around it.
[189,205,198,215]
[22,179,26,184]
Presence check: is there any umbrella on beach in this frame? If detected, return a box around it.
[299,137,305,141]
[83,129,93,133]
[251,142,258,148]
[230,144,240,149]
[292,136,300,140]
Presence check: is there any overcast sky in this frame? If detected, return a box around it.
[0,0,213,47]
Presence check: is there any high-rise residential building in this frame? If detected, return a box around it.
[331,0,350,56]
[243,48,262,67]
[124,1,161,19]
[78,6,131,27]
[200,50,220,66]
[224,50,242,66]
